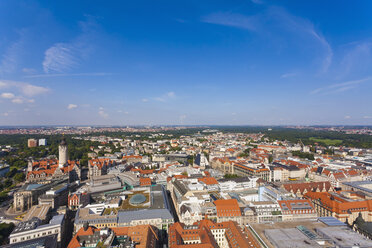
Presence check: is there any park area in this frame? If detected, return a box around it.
[309,137,342,146]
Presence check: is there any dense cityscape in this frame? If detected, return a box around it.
[0,126,371,247]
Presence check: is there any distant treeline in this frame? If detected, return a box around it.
[217,126,372,148]
[1,126,371,149]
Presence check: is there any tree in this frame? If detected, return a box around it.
[292,151,314,160]
[14,173,25,183]
[3,179,12,188]
[224,174,239,179]
[0,222,15,245]
[187,155,194,165]
[269,155,273,163]
[5,168,17,178]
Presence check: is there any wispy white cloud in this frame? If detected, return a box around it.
[24,72,113,78]
[0,92,15,99]
[340,41,372,77]
[312,31,333,73]
[98,107,108,118]
[0,80,49,101]
[67,104,78,110]
[142,98,149,102]
[0,91,36,104]
[311,77,371,95]
[0,30,25,75]
[202,6,333,73]
[12,98,23,104]
[22,84,49,96]
[281,72,297,78]
[266,6,333,73]
[344,115,351,119]
[42,18,97,73]
[154,97,166,102]
[167,91,176,98]
[22,68,37,74]
[43,43,79,73]
[202,12,258,31]
[98,110,108,118]
[154,91,177,102]
[363,116,372,119]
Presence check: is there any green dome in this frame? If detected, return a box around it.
[129,194,146,205]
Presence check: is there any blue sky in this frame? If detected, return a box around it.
[0,0,372,126]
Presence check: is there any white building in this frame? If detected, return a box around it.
[249,201,282,223]
[38,139,47,146]
[9,214,64,245]
[218,177,258,191]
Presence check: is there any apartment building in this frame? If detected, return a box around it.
[168,219,260,248]
[9,215,65,247]
[305,191,372,223]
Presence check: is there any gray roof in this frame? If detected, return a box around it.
[342,181,372,194]
[173,179,188,196]
[316,226,372,247]
[150,184,170,210]
[25,184,43,191]
[23,215,65,232]
[11,218,40,234]
[359,222,372,235]
[118,209,173,223]
[49,214,64,225]
[218,177,251,183]
[318,217,347,226]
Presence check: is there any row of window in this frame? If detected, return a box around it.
[12,229,59,243]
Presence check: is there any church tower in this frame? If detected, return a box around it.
[27,159,34,173]
[59,138,68,168]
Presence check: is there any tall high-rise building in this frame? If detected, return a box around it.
[38,139,47,146]
[58,138,68,168]
[27,139,37,148]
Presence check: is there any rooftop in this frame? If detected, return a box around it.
[343,181,372,194]
[317,226,372,247]
[251,220,328,248]
[118,208,173,223]
[264,228,322,248]
[23,205,51,222]
[318,217,347,226]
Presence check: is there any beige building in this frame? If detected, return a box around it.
[27,139,37,148]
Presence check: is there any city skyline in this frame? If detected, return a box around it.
[1,0,372,126]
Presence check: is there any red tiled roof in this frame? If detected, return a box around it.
[198,177,218,185]
[305,191,372,214]
[283,181,332,195]
[139,177,152,186]
[214,199,241,217]
[168,219,260,248]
